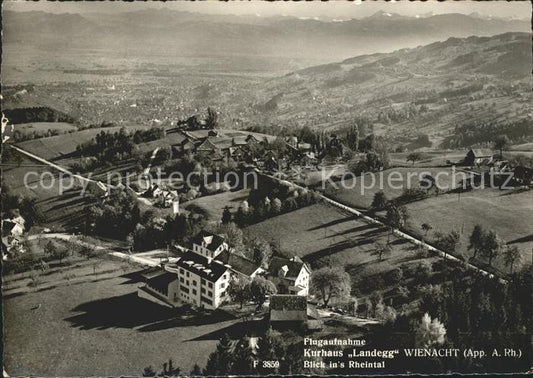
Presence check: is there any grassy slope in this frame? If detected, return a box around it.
[2,153,95,231]
[3,261,237,376]
[402,187,533,273]
[246,203,438,278]
[185,189,250,222]
[15,125,150,161]
[4,122,78,138]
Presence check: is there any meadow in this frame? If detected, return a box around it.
[322,167,460,209]
[245,203,441,297]
[402,187,533,273]
[185,189,251,222]
[3,259,239,376]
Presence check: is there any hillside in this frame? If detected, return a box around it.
[254,32,532,148]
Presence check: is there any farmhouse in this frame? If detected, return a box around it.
[465,148,493,166]
[266,256,311,296]
[269,295,322,330]
[138,231,263,309]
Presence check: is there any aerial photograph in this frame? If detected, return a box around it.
[1,0,532,376]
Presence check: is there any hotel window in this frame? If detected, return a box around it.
[192,280,197,286]
[186,280,189,286]
[179,268,184,274]
[201,287,206,294]
[179,277,184,283]
[201,279,206,285]
[220,283,225,289]
[208,282,213,289]
[207,290,212,297]
[186,272,190,277]
[192,289,197,295]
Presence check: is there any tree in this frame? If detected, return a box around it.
[231,336,255,375]
[249,277,277,309]
[53,248,70,265]
[346,123,360,151]
[503,245,521,274]
[415,313,446,348]
[248,238,272,268]
[494,135,509,158]
[203,333,234,375]
[371,191,388,210]
[161,359,181,376]
[386,203,409,230]
[346,297,359,316]
[468,224,485,259]
[206,107,218,129]
[406,152,423,165]
[421,223,433,236]
[311,267,351,306]
[221,206,232,224]
[435,230,461,258]
[190,364,202,376]
[216,222,244,254]
[271,197,282,215]
[142,366,156,377]
[481,230,502,267]
[375,242,392,261]
[44,241,57,259]
[282,197,298,213]
[228,276,251,309]
[256,328,284,373]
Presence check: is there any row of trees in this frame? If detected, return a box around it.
[75,127,164,163]
[232,192,318,227]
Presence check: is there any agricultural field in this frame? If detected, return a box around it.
[3,257,239,376]
[402,187,533,273]
[4,122,78,139]
[322,167,460,209]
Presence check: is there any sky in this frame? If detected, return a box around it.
[3,0,531,20]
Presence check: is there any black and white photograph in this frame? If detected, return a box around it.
[1,0,532,376]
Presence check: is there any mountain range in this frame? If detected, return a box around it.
[3,9,530,65]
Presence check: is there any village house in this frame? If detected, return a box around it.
[138,231,263,310]
[1,211,26,258]
[464,148,493,166]
[141,184,178,208]
[269,295,322,331]
[266,256,311,296]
